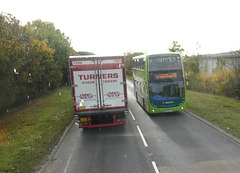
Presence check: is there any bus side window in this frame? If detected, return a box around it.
[137,58,145,70]
[133,59,136,68]
[143,58,145,70]
[136,59,139,69]
[139,58,143,70]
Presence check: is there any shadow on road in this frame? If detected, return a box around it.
[81,124,127,136]
[147,111,203,148]
[148,111,183,118]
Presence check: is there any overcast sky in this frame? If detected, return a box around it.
[1,0,240,55]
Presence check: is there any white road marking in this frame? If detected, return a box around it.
[130,108,156,173]
[64,141,77,173]
[64,151,74,173]
[129,110,135,121]
[137,125,148,147]
[152,161,160,173]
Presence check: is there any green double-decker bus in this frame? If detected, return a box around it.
[132,53,186,113]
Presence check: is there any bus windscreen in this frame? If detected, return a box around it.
[148,54,185,107]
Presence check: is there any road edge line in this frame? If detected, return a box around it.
[185,110,240,145]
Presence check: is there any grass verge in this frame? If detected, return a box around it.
[0,87,73,173]
[186,90,240,139]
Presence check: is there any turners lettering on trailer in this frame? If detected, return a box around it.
[78,73,118,80]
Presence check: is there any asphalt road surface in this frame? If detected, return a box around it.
[43,80,240,173]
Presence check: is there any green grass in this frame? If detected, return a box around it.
[0,87,73,173]
[186,90,240,139]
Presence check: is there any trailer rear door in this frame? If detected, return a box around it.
[70,56,127,112]
[99,58,126,109]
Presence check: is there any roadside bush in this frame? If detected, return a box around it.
[185,52,240,99]
[211,69,231,95]
[184,55,201,91]
[198,72,212,93]
[224,68,240,99]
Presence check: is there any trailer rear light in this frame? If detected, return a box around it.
[113,114,116,119]
[88,116,91,121]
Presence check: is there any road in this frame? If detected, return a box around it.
[43,80,240,173]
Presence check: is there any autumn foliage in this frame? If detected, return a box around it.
[184,55,240,99]
[0,13,75,113]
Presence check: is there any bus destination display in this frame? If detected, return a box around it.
[155,72,177,79]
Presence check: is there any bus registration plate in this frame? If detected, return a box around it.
[80,117,88,122]
[164,110,173,113]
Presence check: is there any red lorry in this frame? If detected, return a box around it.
[68,55,128,128]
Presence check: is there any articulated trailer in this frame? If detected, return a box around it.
[69,55,128,128]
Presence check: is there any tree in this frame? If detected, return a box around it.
[0,13,66,113]
[124,51,144,76]
[226,51,240,99]
[0,13,29,112]
[183,55,200,91]
[168,41,184,55]
[28,20,76,85]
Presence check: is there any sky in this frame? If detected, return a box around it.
[1,0,240,55]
